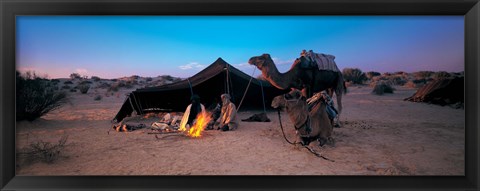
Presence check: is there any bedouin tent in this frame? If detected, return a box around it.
[113,57,288,122]
[404,76,464,106]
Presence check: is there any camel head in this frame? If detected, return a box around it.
[248,54,273,69]
[271,89,306,110]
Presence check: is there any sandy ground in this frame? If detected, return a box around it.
[15,85,465,175]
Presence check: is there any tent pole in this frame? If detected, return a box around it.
[131,92,143,115]
[128,93,136,116]
[226,64,230,95]
[187,78,194,97]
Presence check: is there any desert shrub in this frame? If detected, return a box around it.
[77,84,90,94]
[432,71,451,80]
[97,82,111,89]
[146,77,153,82]
[91,76,101,82]
[161,75,174,81]
[16,71,67,121]
[61,85,71,89]
[383,72,392,76]
[70,89,77,92]
[366,71,381,80]
[403,80,417,88]
[413,71,434,79]
[413,79,427,84]
[64,80,73,84]
[125,81,134,89]
[111,79,118,82]
[372,81,395,95]
[17,135,68,164]
[386,75,407,86]
[159,75,181,83]
[343,68,367,84]
[51,79,60,83]
[79,80,92,85]
[70,73,82,80]
[94,95,102,101]
[117,81,126,88]
[108,83,119,92]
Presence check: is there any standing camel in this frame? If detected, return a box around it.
[248,53,346,125]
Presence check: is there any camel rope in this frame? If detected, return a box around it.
[277,109,335,162]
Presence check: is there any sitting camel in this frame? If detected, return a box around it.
[271,89,334,147]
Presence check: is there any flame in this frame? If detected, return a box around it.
[178,112,212,138]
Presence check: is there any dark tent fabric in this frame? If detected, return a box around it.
[113,58,288,122]
[404,76,464,106]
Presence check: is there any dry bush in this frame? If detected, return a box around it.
[94,95,102,101]
[366,71,381,80]
[159,75,181,83]
[403,80,418,88]
[97,82,111,89]
[70,73,82,80]
[16,71,68,121]
[64,80,73,84]
[372,81,395,95]
[432,71,451,80]
[108,83,120,92]
[343,68,367,84]
[17,135,69,164]
[413,71,434,80]
[386,75,407,86]
[77,84,90,94]
[79,80,92,85]
[91,76,101,82]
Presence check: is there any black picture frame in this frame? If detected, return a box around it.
[1,0,479,190]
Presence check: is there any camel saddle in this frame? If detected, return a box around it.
[300,51,340,72]
[307,92,338,120]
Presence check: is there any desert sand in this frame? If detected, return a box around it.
[15,83,465,175]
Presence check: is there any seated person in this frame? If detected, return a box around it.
[214,94,238,131]
[179,94,206,130]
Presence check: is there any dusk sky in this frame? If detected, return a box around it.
[16,16,464,79]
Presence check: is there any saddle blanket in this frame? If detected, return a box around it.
[303,51,340,72]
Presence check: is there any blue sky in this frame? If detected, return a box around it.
[16,16,464,79]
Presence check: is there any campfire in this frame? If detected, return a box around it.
[178,112,213,138]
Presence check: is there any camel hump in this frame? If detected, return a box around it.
[301,51,340,72]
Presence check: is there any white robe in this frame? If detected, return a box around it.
[179,104,206,131]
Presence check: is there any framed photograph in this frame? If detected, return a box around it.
[1,0,479,190]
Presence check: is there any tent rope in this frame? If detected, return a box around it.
[258,79,266,113]
[236,67,256,112]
